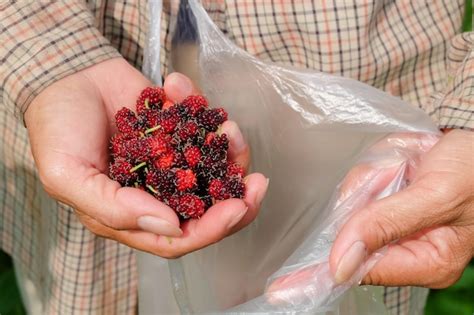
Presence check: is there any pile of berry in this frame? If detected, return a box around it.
[109,87,245,219]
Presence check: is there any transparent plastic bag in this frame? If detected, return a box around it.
[138,1,440,314]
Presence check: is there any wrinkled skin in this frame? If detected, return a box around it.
[25,58,268,259]
[330,130,474,288]
[268,130,474,302]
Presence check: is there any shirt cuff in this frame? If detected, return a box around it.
[429,32,474,130]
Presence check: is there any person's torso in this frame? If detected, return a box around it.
[86,0,464,108]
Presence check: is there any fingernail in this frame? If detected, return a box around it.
[227,207,248,229]
[137,216,183,237]
[255,178,269,206]
[227,122,246,153]
[170,73,193,97]
[334,241,367,284]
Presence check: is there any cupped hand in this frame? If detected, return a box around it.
[25,58,268,258]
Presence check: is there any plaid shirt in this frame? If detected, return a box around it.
[0,1,472,314]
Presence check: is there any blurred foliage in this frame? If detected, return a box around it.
[462,0,472,32]
[425,261,474,315]
[0,251,26,315]
[0,1,472,315]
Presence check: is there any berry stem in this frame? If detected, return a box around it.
[146,185,158,194]
[145,98,150,109]
[130,162,146,173]
[145,125,161,134]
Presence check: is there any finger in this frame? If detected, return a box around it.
[82,199,249,258]
[338,163,391,203]
[163,72,201,103]
[365,132,439,156]
[220,120,250,170]
[336,158,405,210]
[337,132,438,204]
[329,175,457,284]
[71,171,182,237]
[77,213,174,255]
[144,199,248,258]
[228,173,268,234]
[265,264,328,305]
[361,226,471,288]
[82,57,153,114]
[341,133,439,196]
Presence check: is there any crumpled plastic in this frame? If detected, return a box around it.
[137,1,440,314]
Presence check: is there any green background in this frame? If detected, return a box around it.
[0,2,472,315]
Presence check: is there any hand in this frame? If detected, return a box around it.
[267,130,473,304]
[331,129,474,288]
[25,58,268,258]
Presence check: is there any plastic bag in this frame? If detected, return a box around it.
[138,1,440,314]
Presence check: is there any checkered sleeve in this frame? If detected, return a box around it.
[0,1,121,120]
[430,32,474,130]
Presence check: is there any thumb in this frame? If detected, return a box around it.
[163,72,201,102]
[329,178,449,284]
[45,166,182,237]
